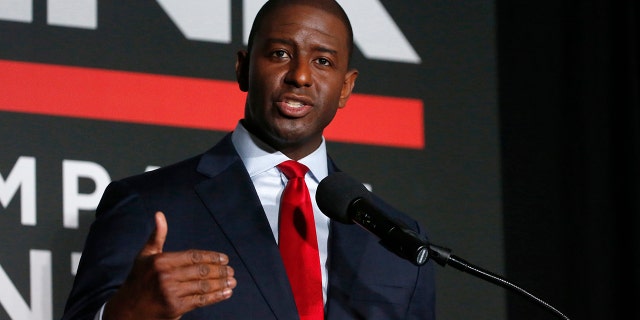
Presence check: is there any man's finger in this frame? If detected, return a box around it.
[140,211,168,257]
[184,286,235,308]
[164,263,234,283]
[170,273,237,299]
[151,250,230,271]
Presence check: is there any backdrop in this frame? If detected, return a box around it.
[498,1,640,319]
[1,1,505,319]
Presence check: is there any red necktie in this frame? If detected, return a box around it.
[277,160,324,320]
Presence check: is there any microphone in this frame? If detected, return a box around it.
[316,172,571,320]
[316,172,430,266]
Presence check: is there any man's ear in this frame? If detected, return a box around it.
[338,68,359,108]
[236,50,249,92]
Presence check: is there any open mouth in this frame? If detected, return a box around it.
[284,99,305,108]
[278,100,310,117]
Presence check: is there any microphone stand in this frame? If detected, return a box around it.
[427,244,570,320]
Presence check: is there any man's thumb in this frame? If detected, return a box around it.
[140,211,168,257]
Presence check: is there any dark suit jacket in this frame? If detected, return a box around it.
[62,134,436,319]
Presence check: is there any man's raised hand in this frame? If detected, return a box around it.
[103,211,237,320]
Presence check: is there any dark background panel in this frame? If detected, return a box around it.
[497,0,640,319]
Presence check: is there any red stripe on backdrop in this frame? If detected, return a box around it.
[0,60,424,149]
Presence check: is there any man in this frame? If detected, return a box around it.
[62,0,436,319]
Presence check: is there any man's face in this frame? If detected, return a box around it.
[236,3,358,159]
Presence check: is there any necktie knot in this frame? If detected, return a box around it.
[277,160,309,180]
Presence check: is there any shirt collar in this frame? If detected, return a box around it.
[231,121,328,183]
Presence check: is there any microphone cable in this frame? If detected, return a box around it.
[428,244,570,320]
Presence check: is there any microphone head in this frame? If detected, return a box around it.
[316,172,371,224]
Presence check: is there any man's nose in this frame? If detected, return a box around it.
[285,58,312,88]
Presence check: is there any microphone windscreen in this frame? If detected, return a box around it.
[316,172,371,224]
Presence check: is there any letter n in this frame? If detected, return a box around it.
[0,250,52,320]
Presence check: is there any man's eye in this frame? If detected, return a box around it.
[273,50,289,58]
[317,58,331,66]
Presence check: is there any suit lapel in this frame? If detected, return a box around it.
[194,135,298,319]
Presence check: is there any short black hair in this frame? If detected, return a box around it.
[246,0,354,63]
